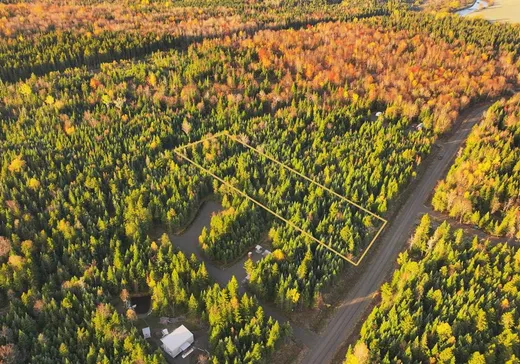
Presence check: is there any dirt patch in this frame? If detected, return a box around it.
[272,339,304,364]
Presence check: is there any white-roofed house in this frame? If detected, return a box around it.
[160,325,194,359]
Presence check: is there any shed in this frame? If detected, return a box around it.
[160,325,194,358]
[142,327,151,339]
[262,249,271,257]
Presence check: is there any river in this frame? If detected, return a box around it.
[457,0,489,16]
[456,0,520,23]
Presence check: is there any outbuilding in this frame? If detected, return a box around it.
[160,325,194,358]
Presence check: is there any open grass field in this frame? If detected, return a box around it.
[465,0,520,22]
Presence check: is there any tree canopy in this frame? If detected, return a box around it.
[346,217,520,363]
[1,3,520,361]
[433,94,520,239]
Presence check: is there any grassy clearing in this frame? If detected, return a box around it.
[466,0,520,23]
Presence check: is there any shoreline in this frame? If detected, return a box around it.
[456,0,490,16]
[457,0,520,23]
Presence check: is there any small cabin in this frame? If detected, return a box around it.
[142,327,151,339]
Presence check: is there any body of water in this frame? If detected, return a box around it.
[457,0,489,16]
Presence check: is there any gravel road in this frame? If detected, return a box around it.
[301,103,491,364]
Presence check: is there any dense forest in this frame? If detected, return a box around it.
[0,229,288,362]
[380,11,520,56]
[0,2,385,81]
[413,0,473,12]
[345,215,520,363]
[2,17,518,315]
[433,94,520,238]
[3,287,165,363]
[1,1,520,362]
[149,238,290,363]
[183,135,383,265]
[199,196,269,263]
[204,278,291,363]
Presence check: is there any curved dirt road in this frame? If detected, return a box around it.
[301,103,491,364]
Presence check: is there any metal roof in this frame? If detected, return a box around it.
[160,325,193,351]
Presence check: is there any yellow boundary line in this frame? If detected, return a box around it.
[173,132,388,266]
[226,131,385,222]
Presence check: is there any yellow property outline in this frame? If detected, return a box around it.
[173,131,388,266]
